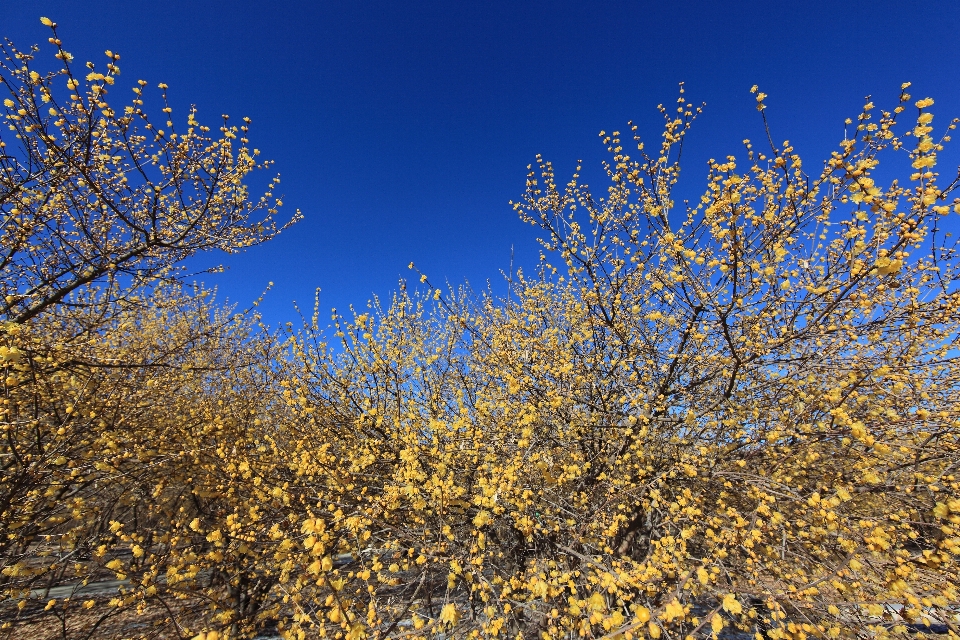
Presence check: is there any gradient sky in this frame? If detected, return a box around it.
[4,0,960,326]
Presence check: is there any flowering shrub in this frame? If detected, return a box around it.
[2,20,959,640]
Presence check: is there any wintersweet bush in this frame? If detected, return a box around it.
[1,20,299,639]
[2,20,960,640]
[272,86,960,639]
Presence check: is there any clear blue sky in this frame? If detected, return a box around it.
[4,1,960,326]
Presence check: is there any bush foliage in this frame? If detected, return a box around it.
[2,21,959,640]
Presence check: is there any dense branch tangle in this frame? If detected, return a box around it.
[3,20,960,640]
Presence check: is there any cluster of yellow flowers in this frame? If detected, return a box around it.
[2,20,959,640]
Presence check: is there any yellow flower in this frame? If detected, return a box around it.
[439,603,459,625]
[587,592,606,613]
[472,510,492,527]
[40,17,55,26]
[660,598,685,621]
[874,258,902,276]
[711,613,725,633]
[722,593,742,615]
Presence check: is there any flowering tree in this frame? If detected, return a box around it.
[3,18,960,640]
[271,86,960,639]
[1,20,298,639]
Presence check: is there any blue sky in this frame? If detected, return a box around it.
[4,0,960,326]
